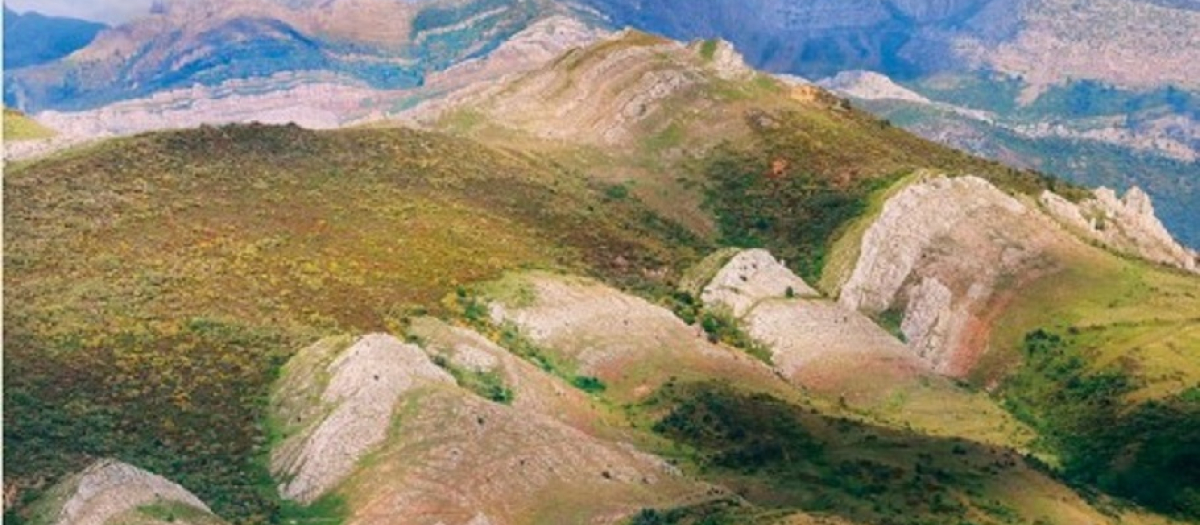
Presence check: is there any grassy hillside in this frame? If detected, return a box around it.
[458,272,1173,525]
[3,108,56,141]
[431,30,1088,267]
[3,123,705,523]
[7,31,1199,525]
[979,242,1200,517]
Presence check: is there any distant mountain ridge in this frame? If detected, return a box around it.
[575,0,1200,92]
[4,0,597,112]
[3,6,107,69]
[5,0,1198,248]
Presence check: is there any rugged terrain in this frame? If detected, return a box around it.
[816,71,1200,248]
[577,0,1200,90]
[6,0,1197,250]
[4,19,1200,525]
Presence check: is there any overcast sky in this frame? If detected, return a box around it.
[5,0,155,24]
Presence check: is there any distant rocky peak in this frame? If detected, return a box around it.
[687,38,752,80]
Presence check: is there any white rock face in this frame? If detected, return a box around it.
[745,299,926,392]
[836,175,1066,375]
[271,334,455,504]
[817,70,932,104]
[840,176,1028,314]
[694,249,926,395]
[687,38,753,81]
[900,276,958,364]
[43,459,216,525]
[267,321,703,524]
[1041,187,1198,273]
[701,249,819,317]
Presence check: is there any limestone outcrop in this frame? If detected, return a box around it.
[271,334,456,503]
[696,249,926,397]
[266,325,707,523]
[838,176,1061,375]
[1041,187,1198,273]
[486,273,780,401]
[687,38,753,81]
[30,459,223,525]
[701,248,819,317]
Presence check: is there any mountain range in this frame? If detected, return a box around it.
[2,6,106,69]
[3,3,1200,525]
[5,0,1197,248]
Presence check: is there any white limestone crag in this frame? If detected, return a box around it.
[836,175,1064,375]
[701,249,820,317]
[35,459,219,525]
[270,334,455,504]
[744,298,927,393]
[1041,187,1198,273]
[900,276,958,363]
[839,176,1029,314]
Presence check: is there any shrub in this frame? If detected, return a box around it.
[571,375,607,394]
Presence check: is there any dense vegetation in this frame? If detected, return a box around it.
[1004,329,1200,518]
[700,142,882,283]
[2,124,702,524]
[643,381,1052,525]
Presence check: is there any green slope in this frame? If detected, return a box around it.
[3,108,56,141]
[3,124,705,523]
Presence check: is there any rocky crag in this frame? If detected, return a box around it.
[26,459,225,525]
[268,332,703,524]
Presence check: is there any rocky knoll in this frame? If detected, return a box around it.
[27,459,224,525]
[271,334,456,504]
[838,176,1062,375]
[694,249,1026,446]
[269,331,701,524]
[1041,186,1199,273]
[415,30,759,148]
[485,273,780,401]
[836,173,1198,379]
[700,249,819,317]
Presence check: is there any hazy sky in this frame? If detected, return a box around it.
[5,0,155,24]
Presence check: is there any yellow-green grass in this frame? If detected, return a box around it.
[3,108,56,141]
[978,241,1200,400]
